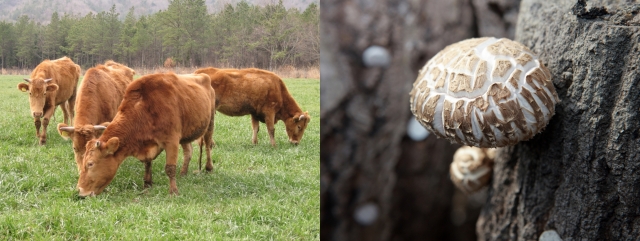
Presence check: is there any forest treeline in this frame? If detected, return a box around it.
[0,0,319,71]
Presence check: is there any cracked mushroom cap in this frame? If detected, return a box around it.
[409,37,560,147]
[450,146,496,194]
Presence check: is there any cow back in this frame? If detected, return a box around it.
[105,72,214,149]
[75,63,135,126]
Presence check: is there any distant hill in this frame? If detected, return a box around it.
[0,0,318,23]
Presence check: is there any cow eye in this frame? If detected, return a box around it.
[87,162,94,168]
[297,125,301,130]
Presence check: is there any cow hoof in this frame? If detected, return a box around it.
[39,139,46,145]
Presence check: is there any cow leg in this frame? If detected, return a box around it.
[34,117,41,139]
[251,115,260,145]
[205,139,213,172]
[180,143,192,176]
[165,143,179,195]
[68,89,77,125]
[265,113,277,147]
[203,121,214,172]
[39,117,50,145]
[60,101,70,125]
[143,160,153,188]
[211,112,216,147]
[39,104,56,145]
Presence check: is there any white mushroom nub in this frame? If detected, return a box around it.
[409,37,559,147]
[450,146,496,193]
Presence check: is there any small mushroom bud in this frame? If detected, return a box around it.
[450,146,496,194]
[539,230,563,241]
[362,45,390,67]
[410,37,560,147]
[407,117,430,141]
[354,202,379,226]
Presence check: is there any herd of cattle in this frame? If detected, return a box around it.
[17,56,311,197]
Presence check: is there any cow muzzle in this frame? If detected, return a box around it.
[32,111,43,118]
[77,187,95,198]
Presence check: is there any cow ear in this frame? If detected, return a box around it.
[57,123,74,140]
[46,84,59,92]
[106,137,120,155]
[17,83,29,92]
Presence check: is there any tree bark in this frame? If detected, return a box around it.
[478,1,640,240]
[321,0,520,240]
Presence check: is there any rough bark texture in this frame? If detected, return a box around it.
[471,0,521,38]
[478,1,640,240]
[321,0,521,240]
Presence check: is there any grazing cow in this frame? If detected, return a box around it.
[17,56,80,145]
[194,67,311,147]
[77,73,215,197]
[57,61,136,174]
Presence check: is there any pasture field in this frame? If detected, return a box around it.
[0,75,320,240]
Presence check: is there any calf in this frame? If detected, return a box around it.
[194,67,311,147]
[57,61,135,173]
[77,73,215,197]
[17,56,80,145]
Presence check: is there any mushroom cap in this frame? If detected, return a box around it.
[450,146,496,194]
[409,37,560,147]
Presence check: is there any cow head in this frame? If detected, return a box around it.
[17,78,58,118]
[77,137,121,197]
[58,123,109,174]
[284,111,311,145]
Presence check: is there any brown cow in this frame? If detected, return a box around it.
[17,56,80,145]
[194,67,311,147]
[77,73,216,197]
[57,61,136,174]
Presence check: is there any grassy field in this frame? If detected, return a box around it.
[0,75,320,240]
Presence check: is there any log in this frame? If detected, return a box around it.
[477,1,640,240]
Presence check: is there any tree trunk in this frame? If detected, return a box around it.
[321,0,520,240]
[478,1,640,240]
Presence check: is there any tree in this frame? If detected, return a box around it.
[477,1,640,240]
[63,13,95,66]
[14,15,38,68]
[131,15,153,67]
[0,21,16,69]
[158,0,208,66]
[95,5,121,63]
[119,7,138,65]
[0,1,320,70]
[252,0,290,70]
[43,12,62,59]
[290,3,319,67]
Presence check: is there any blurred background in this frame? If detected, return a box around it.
[320,0,521,240]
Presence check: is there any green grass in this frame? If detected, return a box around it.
[0,75,320,240]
